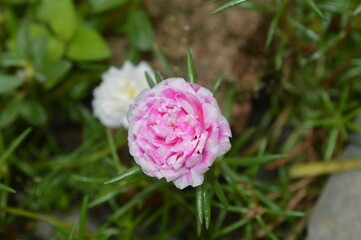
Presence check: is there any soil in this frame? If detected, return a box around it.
[108,0,271,135]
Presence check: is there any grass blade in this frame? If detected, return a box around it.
[79,196,88,240]
[213,218,249,238]
[255,215,278,240]
[145,72,155,88]
[106,128,123,173]
[265,3,283,48]
[196,185,203,225]
[304,0,326,21]
[0,183,16,193]
[266,209,306,217]
[67,223,77,240]
[0,128,32,165]
[211,73,224,94]
[111,180,166,219]
[88,188,126,208]
[154,72,163,83]
[224,87,235,123]
[202,183,211,229]
[324,128,338,161]
[211,0,249,14]
[210,174,228,209]
[228,127,256,156]
[353,3,361,16]
[186,48,196,83]
[104,165,141,184]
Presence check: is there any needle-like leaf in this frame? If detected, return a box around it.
[211,0,249,14]
[145,71,155,88]
[104,165,141,184]
[186,48,196,83]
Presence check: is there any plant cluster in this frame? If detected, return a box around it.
[0,0,361,239]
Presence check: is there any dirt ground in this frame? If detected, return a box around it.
[108,0,270,134]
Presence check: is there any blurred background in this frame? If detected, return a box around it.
[1,0,361,239]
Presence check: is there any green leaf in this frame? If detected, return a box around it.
[88,188,126,208]
[31,36,47,70]
[67,223,77,240]
[197,215,202,236]
[213,218,248,238]
[338,86,349,112]
[145,72,155,88]
[353,3,361,16]
[3,8,18,36]
[79,195,88,240]
[0,96,23,127]
[0,73,24,95]
[127,9,154,51]
[0,0,27,5]
[0,183,16,193]
[228,127,255,156]
[265,4,284,48]
[30,23,65,63]
[16,21,30,58]
[0,52,23,67]
[211,0,249,14]
[0,128,31,165]
[324,128,338,161]
[224,87,235,123]
[230,1,277,11]
[42,60,72,89]
[211,73,224,94]
[110,181,166,220]
[45,37,65,63]
[289,18,320,42]
[154,72,163,84]
[19,100,47,126]
[344,107,361,121]
[89,0,129,13]
[104,165,142,184]
[266,209,306,217]
[66,26,110,61]
[254,189,280,210]
[255,215,278,240]
[304,0,326,21]
[196,186,203,225]
[8,23,65,63]
[211,177,228,209]
[186,48,196,83]
[202,183,211,230]
[106,128,123,173]
[346,122,361,133]
[37,0,78,41]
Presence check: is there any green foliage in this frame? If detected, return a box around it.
[145,71,156,88]
[66,26,110,61]
[89,0,129,14]
[104,165,142,184]
[212,0,249,14]
[186,48,197,83]
[37,0,78,41]
[0,73,24,94]
[1,0,361,239]
[126,8,154,51]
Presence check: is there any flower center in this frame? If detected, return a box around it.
[127,88,136,97]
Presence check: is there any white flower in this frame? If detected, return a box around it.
[92,60,153,128]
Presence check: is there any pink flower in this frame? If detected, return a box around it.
[127,78,232,189]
